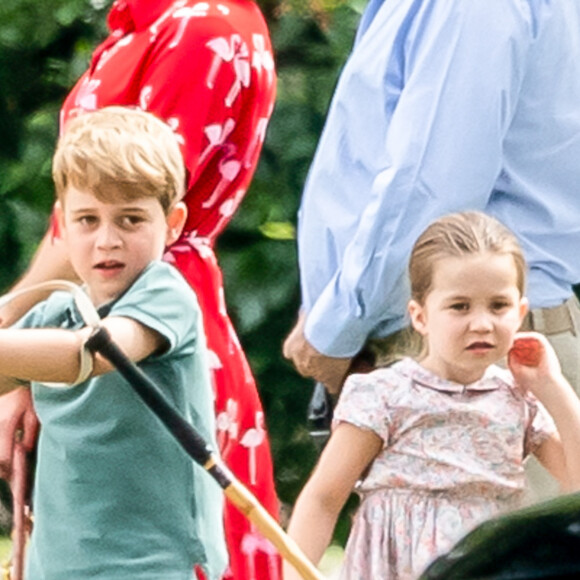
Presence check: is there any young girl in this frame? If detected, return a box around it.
[284,211,580,580]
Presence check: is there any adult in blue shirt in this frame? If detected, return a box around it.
[284,0,580,401]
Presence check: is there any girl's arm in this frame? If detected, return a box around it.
[284,422,382,580]
[0,316,165,387]
[509,332,580,490]
[532,378,580,491]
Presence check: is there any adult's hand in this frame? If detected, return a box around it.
[0,388,38,480]
[283,311,352,394]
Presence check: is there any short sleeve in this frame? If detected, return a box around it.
[524,395,558,456]
[333,372,392,444]
[109,261,202,356]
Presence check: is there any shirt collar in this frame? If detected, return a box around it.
[107,0,174,33]
[399,357,508,394]
[65,295,113,328]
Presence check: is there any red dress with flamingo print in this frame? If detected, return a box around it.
[60,1,280,578]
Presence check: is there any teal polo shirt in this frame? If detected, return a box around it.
[17,261,227,579]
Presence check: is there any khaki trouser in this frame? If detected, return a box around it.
[366,295,580,503]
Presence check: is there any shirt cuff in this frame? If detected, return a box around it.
[304,289,407,357]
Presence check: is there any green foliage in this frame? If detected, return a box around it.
[0,0,108,287]
[0,0,362,540]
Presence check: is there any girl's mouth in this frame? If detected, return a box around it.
[466,341,494,352]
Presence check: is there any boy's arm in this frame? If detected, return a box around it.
[284,423,381,580]
[0,378,28,397]
[0,316,165,385]
[0,233,78,328]
[91,316,167,376]
[0,233,76,476]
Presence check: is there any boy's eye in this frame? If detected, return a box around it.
[78,215,97,226]
[119,215,145,228]
[491,301,510,311]
[450,303,469,311]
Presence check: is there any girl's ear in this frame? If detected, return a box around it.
[408,299,428,336]
[165,202,187,246]
[518,296,529,324]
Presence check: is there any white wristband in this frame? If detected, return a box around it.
[43,339,94,389]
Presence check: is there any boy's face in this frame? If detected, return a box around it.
[57,187,186,306]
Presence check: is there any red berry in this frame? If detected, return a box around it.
[510,338,542,367]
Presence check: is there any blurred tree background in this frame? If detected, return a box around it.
[0,0,361,543]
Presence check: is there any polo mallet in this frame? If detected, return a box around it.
[0,281,325,580]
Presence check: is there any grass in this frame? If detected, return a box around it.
[0,536,11,565]
[0,536,9,555]
[320,545,344,579]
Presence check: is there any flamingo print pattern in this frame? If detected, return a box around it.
[240,412,266,486]
[206,33,251,108]
[241,527,280,580]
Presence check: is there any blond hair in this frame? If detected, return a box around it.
[52,107,185,214]
[409,211,527,305]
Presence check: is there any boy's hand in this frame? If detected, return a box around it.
[508,332,564,399]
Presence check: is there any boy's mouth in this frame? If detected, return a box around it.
[94,260,125,272]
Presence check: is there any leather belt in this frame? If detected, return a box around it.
[520,296,578,336]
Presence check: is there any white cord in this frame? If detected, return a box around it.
[0,281,102,388]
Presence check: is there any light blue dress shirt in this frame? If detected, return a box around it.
[298,0,580,357]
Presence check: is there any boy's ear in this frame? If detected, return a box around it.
[408,299,428,336]
[165,202,187,246]
[54,200,65,233]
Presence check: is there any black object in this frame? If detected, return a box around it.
[306,347,377,450]
[420,492,580,580]
[307,382,334,450]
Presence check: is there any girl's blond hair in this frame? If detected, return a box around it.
[409,211,527,305]
[52,106,185,214]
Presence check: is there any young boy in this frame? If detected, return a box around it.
[0,107,228,579]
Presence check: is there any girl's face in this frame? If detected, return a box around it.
[408,252,528,385]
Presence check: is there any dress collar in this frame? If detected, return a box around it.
[107,0,174,34]
[398,357,508,394]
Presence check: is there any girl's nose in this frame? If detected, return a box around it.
[469,311,494,332]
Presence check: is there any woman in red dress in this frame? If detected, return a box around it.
[0,1,280,578]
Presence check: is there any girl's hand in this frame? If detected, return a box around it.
[507,332,563,399]
[509,336,543,367]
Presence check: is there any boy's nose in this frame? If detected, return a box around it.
[96,224,122,248]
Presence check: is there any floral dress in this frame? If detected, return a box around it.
[333,358,556,580]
